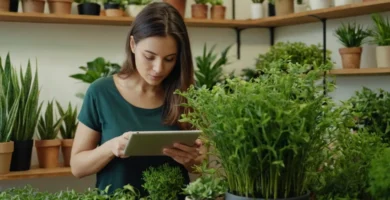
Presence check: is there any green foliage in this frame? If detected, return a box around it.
[176,61,340,199]
[56,101,78,139]
[208,0,223,6]
[368,147,390,199]
[334,22,371,47]
[37,100,64,140]
[142,163,185,200]
[124,0,152,5]
[252,0,264,3]
[195,0,209,4]
[195,44,232,89]
[73,0,100,4]
[370,13,390,46]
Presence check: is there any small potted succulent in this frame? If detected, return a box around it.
[103,0,124,16]
[250,0,264,19]
[209,0,225,20]
[191,0,208,19]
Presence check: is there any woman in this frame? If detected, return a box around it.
[70,2,205,198]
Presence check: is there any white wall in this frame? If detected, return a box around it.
[0,0,389,193]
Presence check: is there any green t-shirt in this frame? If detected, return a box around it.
[77,75,190,198]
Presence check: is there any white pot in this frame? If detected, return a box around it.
[309,0,331,10]
[126,4,145,17]
[295,4,307,13]
[334,0,354,6]
[251,3,264,19]
[376,45,390,68]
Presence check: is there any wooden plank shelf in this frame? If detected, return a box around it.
[328,68,390,75]
[0,166,72,181]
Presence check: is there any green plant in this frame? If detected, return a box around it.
[176,61,340,199]
[37,100,64,140]
[125,0,152,5]
[183,175,227,200]
[142,163,185,200]
[56,101,78,139]
[74,0,100,4]
[195,0,209,4]
[297,0,303,4]
[334,22,371,47]
[368,147,390,199]
[252,0,264,3]
[370,13,390,46]
[195,44,232,89]
[208,0,223,6]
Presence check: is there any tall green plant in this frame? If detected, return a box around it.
[56,101,78,139]
[176,61,340,199]
[334,22,371,47]
[37,100,64,140]
[370,13,390,46]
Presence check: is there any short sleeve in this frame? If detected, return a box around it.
[78,84,102,133]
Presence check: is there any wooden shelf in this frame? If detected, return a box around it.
[328,68,390,75]
[0,1,389,28]
[0,166,72,181]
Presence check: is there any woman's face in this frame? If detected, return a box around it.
[130,35,178,86]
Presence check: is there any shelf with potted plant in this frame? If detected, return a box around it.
[0,164,72,181]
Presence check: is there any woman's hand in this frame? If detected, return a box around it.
[163,139,205,172]
[109,132,132,158]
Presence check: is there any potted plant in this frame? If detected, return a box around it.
[209,0,225,20]
[272,0,294,16]
[191,0,208,19]
[163,0,187,18]
[334,22,371,69]
[36,100,64,168]
[56,101,78,167]
[142,163,186,200]
[176,61,339,200]
[125,0,151,17]
[295,0,307,13]
[75,0,101,15]
[48,0,74,14]
[21,0,46,13]
[103,0,124,16]
[309,0,330,10]
[250,0,264,19]
[370,13,390,68]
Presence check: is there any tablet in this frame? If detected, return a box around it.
[123,130,202,156]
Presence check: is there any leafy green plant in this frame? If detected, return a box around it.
[73,0,100,4]
[195,0,209,4]
[195,44,232,89]
[37,100,64,140]
[176,61,340,199]
[370,13,390,46]
[252,0,264,3]
[297,0,303,4]
[368,147,390,199]
[183,175,227,200]
[142,163,186,200]
[124,0,152,5]
[334,22,371,47]
[208,0,223,6]
[56,101,78,139]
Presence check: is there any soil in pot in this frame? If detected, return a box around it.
[0,0,10,12]
[35,139,61,168]
[225,192,311,200]
[163,0,186,18]
[10,140,33,171]
[77,2,101,15]
[22,0,45,13]
[211,5,225,20]
[339,47,362,69]
[61,139,73,167]
[191,4,208,19]
[48,0,73,14]
[376,45,390,68]
[275,0,294,16]
[0,141,14,174]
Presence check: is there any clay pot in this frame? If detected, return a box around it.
[0,141,14,174]
[22,0,45,13]
[0,0,10,12]
[339,47,362,69]
[211,5,226,20]
[275,0,294,16]
[105,9,123,17]
[61,139,73,167]
[48,0,73,14]
[163,0,187,18]
[191,4,208,19]
[35,139,61,168]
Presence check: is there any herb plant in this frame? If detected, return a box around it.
[56,101,78,139]
[209,0,223,6]
[195,0,209,4]
[37,100,64,140]
[126,0,152,5]
[368,147,390,199]
[176,61,340,199]
[183,174,227,200]
[142,163,186,200]
[334,22,371,47]
[370,13,390,46]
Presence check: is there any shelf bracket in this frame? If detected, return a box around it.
[269,27,275,46]
[235,28,243,60]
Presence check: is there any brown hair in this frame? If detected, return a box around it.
[118,2,194,130]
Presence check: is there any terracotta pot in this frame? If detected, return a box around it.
[376,45,390,68]
[105,9,123,17]
[22,0,45,13]
[275,0,294,16]
[211,5,226,20]
[339,47,362,69]
[61,139,73,167]
[163,0,187,18]
[191,4,208,19]
[48,0,73,14]
[0,141,14,174]
[35,139,61,168]
[0,0,10,12]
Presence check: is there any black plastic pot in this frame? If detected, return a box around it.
[77,3,101,16]
[9,0,19,12]
[104,2,120,9]
[10,140,33,171]
[268,3,275,17]
[225,192,311,200]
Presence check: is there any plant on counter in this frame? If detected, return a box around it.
[74,0,102,16]
[209,0,225,20]
[176,61,341,199]
[103,0,126,17]
[334,22,371,69]
[370,13,390,68]
[191,0,209,19]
